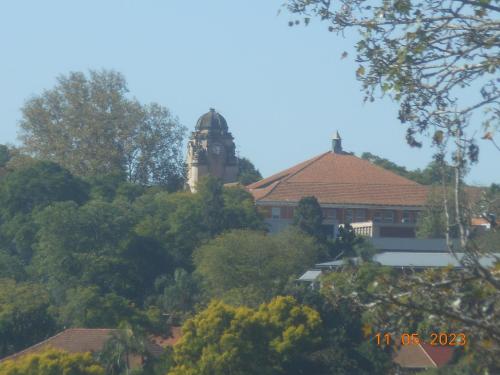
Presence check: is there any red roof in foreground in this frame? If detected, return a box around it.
[393,343,454,369]
[0,328,172,363]
[421,342,455,367]
[247,152,429,206]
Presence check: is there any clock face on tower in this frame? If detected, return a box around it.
[211,144,222,155]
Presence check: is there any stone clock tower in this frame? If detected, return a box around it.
[186,108,238,192]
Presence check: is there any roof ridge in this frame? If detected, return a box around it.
[280,152,331,184]
[419,343,438,368]
[0,329,70,362]
[257,152,330,200]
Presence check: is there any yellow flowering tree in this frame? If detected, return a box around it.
[0,348,104,375]
[169,296,322,375]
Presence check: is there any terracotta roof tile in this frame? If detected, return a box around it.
[421,342,455,367]
[0,328,166,362]
[248,151,428,206]
[393,343,454,369]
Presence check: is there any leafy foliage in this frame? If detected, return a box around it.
[0,161,88,219]
[0,279,56,358]
[0,348,105,375]
[194,229,320,306]
[18,70,186,188]
[169,296,323,375]
[293,196,325,241]
[287,0,499,156]
[236,157,262,185]
[361,152,454,185]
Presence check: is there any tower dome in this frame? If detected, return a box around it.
[195,108,228,133]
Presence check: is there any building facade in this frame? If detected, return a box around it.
[247,133,429,238]
[186,108,238,192]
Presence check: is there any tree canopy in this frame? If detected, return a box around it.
[0,349,105,375]
[19,70,186,189]
[287,0,499,158]
[194,229,320,306]
[170,296,322,375]
[236,157,262,185]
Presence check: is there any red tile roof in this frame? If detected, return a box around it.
[393,343,454,369]
[0,328,166,362]
[421,342,455,367]
[247,152,429,206]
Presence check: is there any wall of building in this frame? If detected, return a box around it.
[258,202,421,238]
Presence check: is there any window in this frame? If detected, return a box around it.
[344,209,353,223]
[271,207,281,219]
[382,211,394,223]
[373,211,382,222]
[401,211,411,223]
[355,209,366,222]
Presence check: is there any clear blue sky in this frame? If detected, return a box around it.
[0,0,497,185]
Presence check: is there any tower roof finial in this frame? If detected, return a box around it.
[332,131,343,153]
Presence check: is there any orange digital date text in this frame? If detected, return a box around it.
[374,332,467,346]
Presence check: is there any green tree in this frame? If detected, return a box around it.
[134,191,207,270]
[0,279,56,358]
[0,144,11,168]
[33,200,170,302]
[19,70,186,188]
[0,161,88,219]
[287,2,500,366]
[0,250,26,281]
[293,196,325,241]
[0,161,88,260]
[236,157,262,185]
[96,324,147,375]
[157,268,201,323]
[197,176,225,236]
[194,229,319,306]
[169,296,322,375]
[287,0,499,154]
[361,152,454,185]
[0,348,105,375]
[222,187,265,231]
[284,284,392,374]
[55,286,154,330]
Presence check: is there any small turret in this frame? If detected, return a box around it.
[332,131,342,154]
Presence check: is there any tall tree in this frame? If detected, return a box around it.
[0,279,56,358]
[286,0,500,365]
[293,196,325,241]
[286,0,499,155]
[0,161,88,260]
[237,157,262,185]
[197,176,225,236]
[19,70,186,188]
[0,144,11,168]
